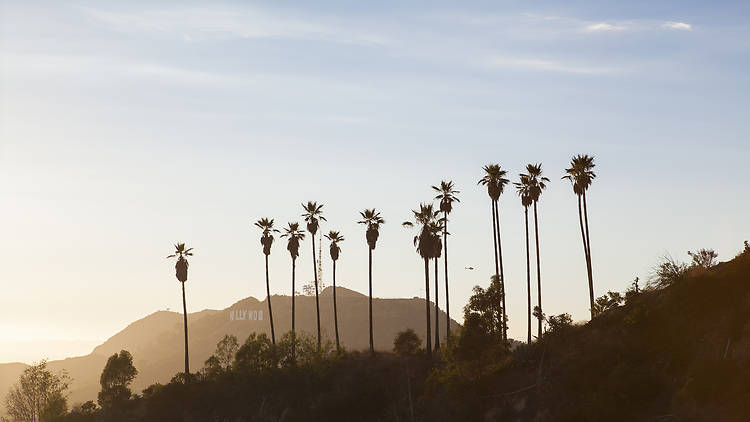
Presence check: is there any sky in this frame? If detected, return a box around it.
[1,0,748,364]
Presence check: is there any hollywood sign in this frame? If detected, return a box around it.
[229,309,264,321]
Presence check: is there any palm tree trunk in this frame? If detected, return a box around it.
[424,257,432,359]
[181,282,189,375]
[524,206,531,344]
[333,259,340,352]
[434,257,440,351]
[490,200,500,337]
[369,248,374,356]
[494,200,507,343]
[291,257,296,361]
[265,254,275,345]
[577,195,594,318]
[533,201,542,340]
[582,191,594,308]
[443,213,450,340]
[312,236,321,349]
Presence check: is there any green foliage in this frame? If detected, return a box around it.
[98,350,138,409]
[62,401,97,422]
[4,360,70,422]
[233,333,277,373]
[215,334,239,369]
[649,254,689,288]
[464,275,504,338]
[393,329,421,356]
[592,291,624,316]
[546,313,573,334]
[688,248,718,269]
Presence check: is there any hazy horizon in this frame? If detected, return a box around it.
[1,0,749,364]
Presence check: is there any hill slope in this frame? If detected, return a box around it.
[0,286,459,409]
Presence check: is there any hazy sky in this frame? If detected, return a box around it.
[1,0,748,364]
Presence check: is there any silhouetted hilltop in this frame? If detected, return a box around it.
[465,251,750,420]
[0,286,459,411]
[120,251,750,421]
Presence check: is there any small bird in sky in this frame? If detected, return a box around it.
[465,266,474,270]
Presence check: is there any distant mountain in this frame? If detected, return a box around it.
[0,286,459,411]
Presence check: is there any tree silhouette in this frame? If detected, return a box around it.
[515,175,534,343]
[167,242,193,375]
[432,180,460,339]
[563,154,596,318]
[281,222,305,361]
[432,222,442,351]
[358,208,384,355]
[478,164,510,342]
[403,203,441,358]
[525,163,549,339]
[98,350,138,410]
[324,230,345,352]
[302,201,326,348]
[254,218,279,345]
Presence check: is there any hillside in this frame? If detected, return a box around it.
[444,250,750,420]
[0,286,458,411]
[62,249,749,422]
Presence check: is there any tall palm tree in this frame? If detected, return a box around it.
[525,163,549,339]
[403,203,440,358]
[324,231,344,352]
[430,219,443,351]
[432,181,460,339]
[302,201,326,348]
[254,218,278,345]
[563,155,597,318]
[514,176,533,343]
[358,208,384,356]
[478,164,510,342]
[167,243,193,375]
[281,222,305,359]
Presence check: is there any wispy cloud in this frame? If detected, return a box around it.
[487,56,620,75]
[584,22,628,32]
[81,6,389,45]
[662,21,692,31]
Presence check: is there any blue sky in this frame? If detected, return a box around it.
[1,0,748,363]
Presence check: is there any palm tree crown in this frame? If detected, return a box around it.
[563,154,596,194]
[302,201,326,235]
[403,203,441,259]
[358,208,385,250]
[432,180,460,214]
[167,243,194,283]
[515,175,534,208]
[324,231,344,261]
[281,222,306,259]
[525,163,550,202]
[254,218,278,256]
[478,164,510,201]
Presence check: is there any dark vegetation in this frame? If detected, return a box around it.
[11,244,750,421]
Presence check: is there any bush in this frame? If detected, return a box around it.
[393,329,421,356]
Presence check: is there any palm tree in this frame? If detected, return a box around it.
[324,231,344,352]
[478,164,510,342]
[254,218,278,345]
[432,181,460,339]
[281,222,305,359]
[403,203,440,358]
[563,155,597,318]
[358,208,384,355]
[515,176,533,343]
[167,243,193,375]
[302,201,326,348]
[430,219,443,351]
[525,164,549,339]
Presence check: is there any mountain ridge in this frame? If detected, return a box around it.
[0,286,460,411]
